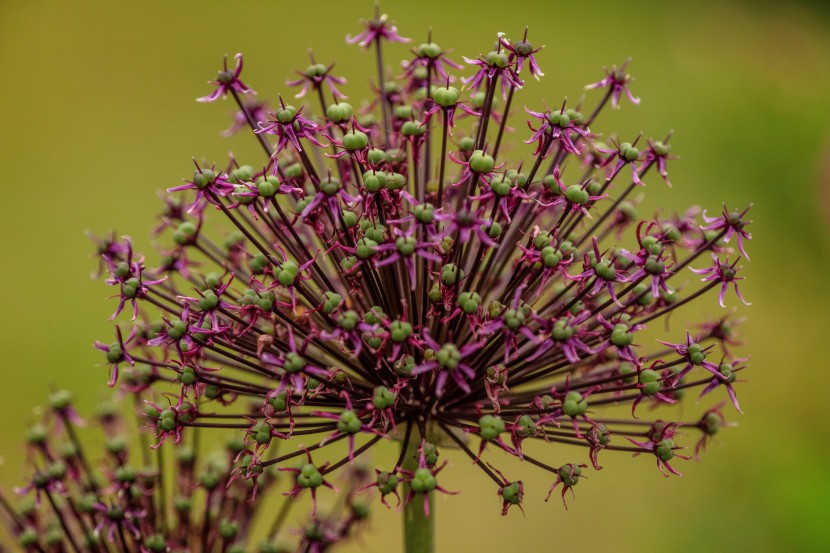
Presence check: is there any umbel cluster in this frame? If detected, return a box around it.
[2,6,752,552]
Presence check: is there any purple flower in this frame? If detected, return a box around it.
[167,162,235,213]
[256,102,326,155]
[346,11,410,48]
[626,422,690,477]
[260,328,328,395]
[375,224,443,289]
[585,59,640,109]
[658,331,725,386]
[287,60,348,100]
[279,450,338,516]
[596,136,646,185]
[94,325,136,386]
[643,136,676,187]
[462,42,523,98]
[222,94,268,137]
[525,103,591,156]
[499,30,544,80]
[701,204,754,260]
[197,53,251,103]
[698,356,748,413]
[104,237,167,320]
[411,333,484,395]
[690,253,750,307]
[544,463,587,509]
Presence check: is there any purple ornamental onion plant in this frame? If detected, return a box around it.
[1,390,371,552]
[91,5,752,553]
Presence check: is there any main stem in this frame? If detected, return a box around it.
[402,429,434,553]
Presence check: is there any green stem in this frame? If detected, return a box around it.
[402,430,434,553]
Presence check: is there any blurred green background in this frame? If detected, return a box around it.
[2,0,829,551]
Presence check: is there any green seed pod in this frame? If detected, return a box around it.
[145,535,168,553]
[468,150,495,173]
[618,362,637,384]
[503,308,525,331]
[390,320,413,343]
[433,86,460,107]
[409,204,434,226]
[377,471,399,494]
[283,352,305,373]
[558,463,582,487]
[319,176,340,196]
[593,260,617,281]
[49,389,73,410]
[417,42,442,59]
[401,120,426,136]
[440,263,463,286]
[565,108,585,125]
[471,91,487,109]
[363,328,385,349]
[458,136,476,152]
[611,323,635,347]
[428,282,442,303]
[193,168,216,189]
[516,414,537,437]
[325,102,353,123]
[547,110,571,128]
[114,465,136,483]
[366,148,388,166]
[620,142,640,162]
[363,170,387,192]
[372,386,396,410]
[396,355,415,377]
[252,422,272,445]
[501,481,522,504]
[337,410,362,434]
[478,414,506,441]
[276,105,298,124]
[356,238,379,260]
[541,246,562,268]
[284,162,303,179]
[482,220,501,238]
[341,209,358,228]
[394,105,414,120]
[543,174,562,194]
[410,467,437,492]
[342,130,369,150]
[485,50,509,68]
[298,463,324,488]
[458,291,482,314]
[437,343,461,370]
[562,391,588,417]
[364,306,386,325]
[277,260,299,286]
[490,176,512,197]
[269,391,288,412]
[386,172,406,190]
[655,439,675,461]
[198,290,219,310]
[564,184,589,204]
[321,291,343,314]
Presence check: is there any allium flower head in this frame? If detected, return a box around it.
[91,7,753,531]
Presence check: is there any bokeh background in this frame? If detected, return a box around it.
[2,0,829,551]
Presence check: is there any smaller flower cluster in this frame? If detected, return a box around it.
[0,390,372,552]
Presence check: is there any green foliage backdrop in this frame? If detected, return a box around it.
[1,1,828,551]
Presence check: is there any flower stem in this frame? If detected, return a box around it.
[402,430,434,553]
